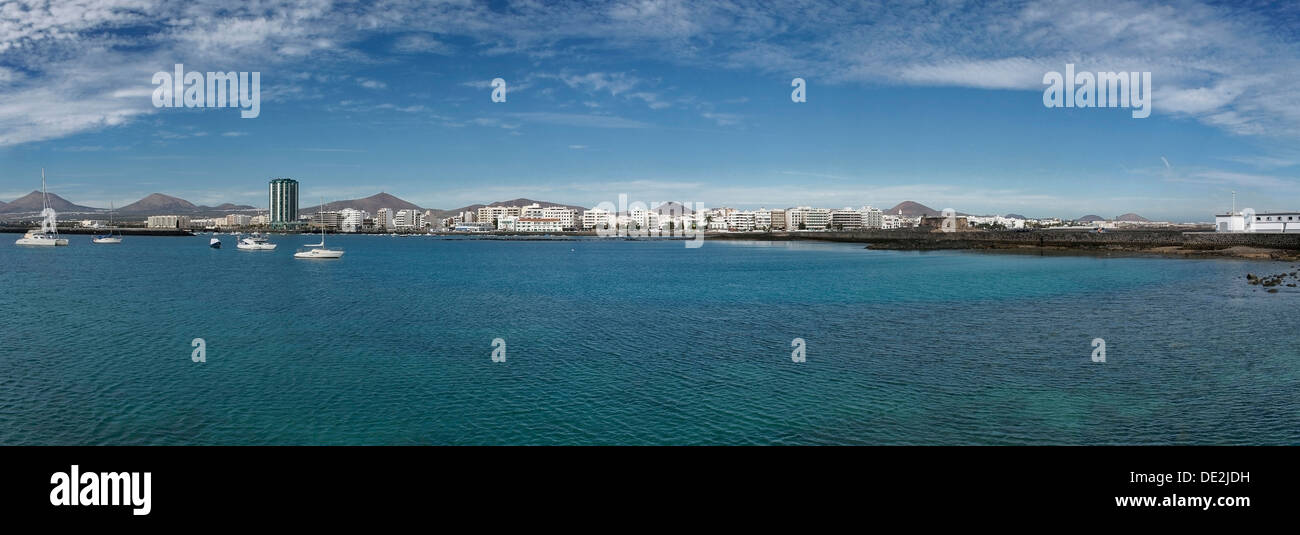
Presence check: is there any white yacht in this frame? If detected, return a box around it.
[92,201,123,244]
[236,233,277,250]
[294,200,344,259]
[15,169,69,247]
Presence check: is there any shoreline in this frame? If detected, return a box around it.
[8,226,1299,261]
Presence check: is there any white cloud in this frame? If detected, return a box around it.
[3,0,1300,146]
[507,112,650,129]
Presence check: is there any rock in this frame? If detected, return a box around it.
[1247,273,1258,280]
[1268,288,1279,293]
[1289,284,1297,287]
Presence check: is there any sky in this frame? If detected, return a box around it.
[1,0,1299,221]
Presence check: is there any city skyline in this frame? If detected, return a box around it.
[2,1,1299,221]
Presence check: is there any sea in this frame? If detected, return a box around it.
[1,234,1297,445]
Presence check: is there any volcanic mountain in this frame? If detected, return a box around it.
[1115,213,1150,222]
[302,192,424,215]
[0,191,98,213]
[115,193,256,215]
[118,193,197,214]
[439,198,588,218]
[886,201,963,218]
[1004,213,1028,219]
[1076,214,1106,222]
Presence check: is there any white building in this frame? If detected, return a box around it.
[147,215,190,229]
[805,208,831,230]
[454,222,494,232]
[881,213,905,230]
[478,206,522,229]
[393,209,425,230]
[518,204,578,230]
[861,206,883,229]
[514,217,565,232]
[339,208,367,233]
[770,209,787,230]
[1222,211,1300,232]
[582,208,613,230]
[830,209,863,230]
[725,210,755,231]
[375,208,393,230]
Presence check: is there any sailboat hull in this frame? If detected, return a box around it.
[294,249,344,259]
[92,237,123,244]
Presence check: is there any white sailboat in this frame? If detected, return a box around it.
[294,199,344,259]
[15,169,69,247]
[91,201,123,244]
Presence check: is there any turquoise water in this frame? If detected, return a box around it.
[1,234,1297,445]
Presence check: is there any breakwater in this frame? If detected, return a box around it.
[0,226,194,236]
[705,229,1300,258]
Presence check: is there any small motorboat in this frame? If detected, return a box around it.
[209,237,222,249]
[236,234,277,250]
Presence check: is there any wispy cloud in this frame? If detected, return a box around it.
[507,112,651,129]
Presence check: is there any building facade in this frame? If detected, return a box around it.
[147,215,191,229]
[268,178,299,226]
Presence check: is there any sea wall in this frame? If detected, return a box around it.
[706,229,1300,251]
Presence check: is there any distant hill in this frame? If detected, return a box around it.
[118,193,196,214]
[1004,213,1028,219]
[439,198,588,218]
[0,191,98,214]
[114,193,255,216]
[302,192,423,215]
[1076,214,1105,222]
[1115,213,1150,222]
[209,203,256,211]
[650,201,693,215]
[887,201,938,217]
[887,201,967,217]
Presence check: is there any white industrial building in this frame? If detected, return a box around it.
[1218,211,1300,233]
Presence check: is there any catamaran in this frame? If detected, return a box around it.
[294,200,344,259]
[92,201,123,244]
[15,169,69,247]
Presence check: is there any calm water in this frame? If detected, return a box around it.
[1,234,1297,445]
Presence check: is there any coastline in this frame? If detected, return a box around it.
[7,225,1299,261]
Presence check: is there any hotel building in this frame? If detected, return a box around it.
[268,178,298,227]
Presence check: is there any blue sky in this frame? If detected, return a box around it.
[2,0,1299,221]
